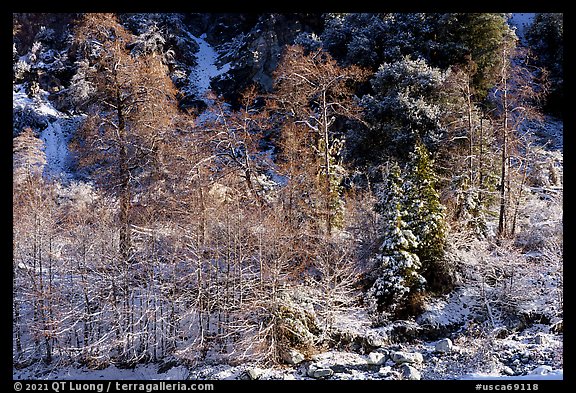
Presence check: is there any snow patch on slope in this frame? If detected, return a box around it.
[417,287,474,330]
[13,85,59,117]
[13,84,83,180]
[41,122,68,176]
[509,13,536,42]
[186,33,231,98]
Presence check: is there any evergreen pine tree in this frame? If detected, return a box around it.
[455,13,514,98]
[525,13,563,115]
[361,56,446,161]
[403,143,451,292]
[366,161,425,319]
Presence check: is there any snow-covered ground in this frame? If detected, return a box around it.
[13,334,563,381]
[14,363,190,381]
[16,280,561,381]
[462,367,563,380]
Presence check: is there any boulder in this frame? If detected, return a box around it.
[310,351,373,374]
[493,327,510,339]
[281,348,305,365]
[391,351,424,365]
[533,333,548,345]
[245,367,264,380]
[367,351,388,366]
[529,365,553,376]
[435,338,453,353]
[502,366,514,376]
[549,320,563,334]
[378,366,393,377]
[306,363,318,377]
[313,368,334,378]
[307,362,335,379]
[378,366,401,380]
[307,365,333,379]
[399,364,421,380]
[366,330,388,347]
[157,359,179,374]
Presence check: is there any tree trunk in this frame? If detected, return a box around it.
[498,57,509,239]
[117,86,132,263]
[466,80,474,187]
[322,89,332,235]
[478,116,485,205]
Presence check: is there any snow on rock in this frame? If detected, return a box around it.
[367,351,388,365]
[13,86,56,133]
[13,86,59,118]
[243,367,264,380]
[281,348,306,365]
[434,338,454,353]
[162,365,190,380]
[311,350,370,370]
[390,351,424,365]
[529,365,554,375]
[187,364,244,380]
[400,364,421,380]
[502,366,515,376]
[12,295,563,381]
[366,330,389,348]
[306,364,334,379]
[378,366,400,379]
[331,307,372,344]
[13,332,564,381]
[496,329,562,369]
[304,350,390,378]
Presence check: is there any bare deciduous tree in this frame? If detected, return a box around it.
[273,45,369,235]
